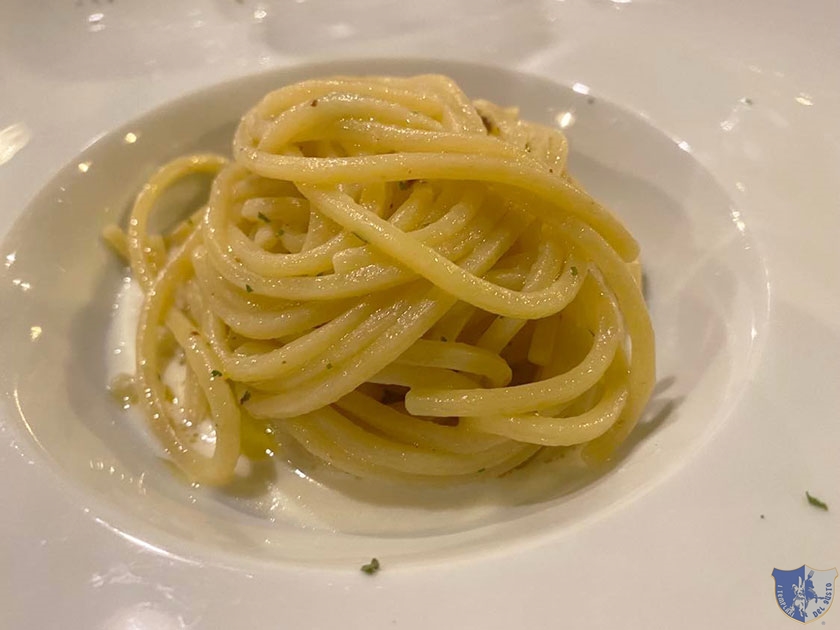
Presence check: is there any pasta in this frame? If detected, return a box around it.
[104,74,655,486]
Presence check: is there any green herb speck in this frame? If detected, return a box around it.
[570,266,579,277]
[326,362,333,370]
[245,284,253,293]
[276,229,285,237]
[440,336,448,342]
[360,558,380,575]
[257,211,270,223]
[477,467,486,473]
[240,391,251,404]
[210,369,223,379]
[806,491,829,511]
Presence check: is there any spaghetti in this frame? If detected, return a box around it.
[104,74,655,486]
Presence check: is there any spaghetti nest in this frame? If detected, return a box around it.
[106,74,655,486]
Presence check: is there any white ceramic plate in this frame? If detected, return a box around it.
[1,2,838,628]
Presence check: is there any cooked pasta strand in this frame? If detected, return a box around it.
[107,74,654,485]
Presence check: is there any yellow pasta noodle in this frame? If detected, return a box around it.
[104,74,655,485]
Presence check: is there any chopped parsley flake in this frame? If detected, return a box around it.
[440,336,448,342]
[326,362,333,370]
[742,97,754,106]
[276,229,285,237]
[210,369,223,379]
[806,491,828,511]
[477,467,486,473]
[360,558,380,575]
[257,211,270,223]
[245,284,253,293]
[570,266,579,277]
[240,390,251,404]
